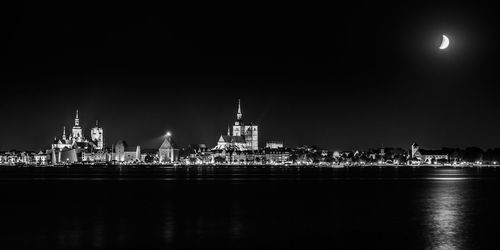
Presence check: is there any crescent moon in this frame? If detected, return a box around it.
[439,35,449,50]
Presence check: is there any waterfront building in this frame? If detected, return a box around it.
[72,109,84,142]
[52,110,102,152]
[114,140,141,162]
[264,147,291,164]
[411,143,448,163]
[52,127,73,150]
[266,141,284,149]
[82,150,110,162]
[211,149,259,164]
[90,121,104,150]
[181,144,212,164]
[0,150,33,164]
[34,151,49,165]
[213,99,259,151]
[159,133,179,163]
[214,132,247,151]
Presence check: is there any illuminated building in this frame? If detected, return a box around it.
[91,121,104,150]
[159,132,179,163]
[213,99,259,151]
[51,109,102,151]
[114,140,141,162]
[52,126,73,150]
[411,143,448,163]
[71,109,83,142]
[266,141,283,149]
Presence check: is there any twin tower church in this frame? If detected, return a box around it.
[51,99,259,155]
[51,110,104,151]
[50,109,176,163]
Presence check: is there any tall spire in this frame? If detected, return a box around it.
[62,126,66,140]
[227,124,230,136]
[75,109,80,126]
[96,120,99,127]
[237,99,242,120]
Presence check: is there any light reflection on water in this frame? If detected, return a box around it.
[1,167,496,249]
[163,203,175,245]
[231,203,243,239]
[424,178,470,249]
[92,215,104,249]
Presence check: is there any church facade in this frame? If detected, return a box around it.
[159,133,179,163]
[213,99,259,151]
[411,142,448,163]
[52,110,104,151]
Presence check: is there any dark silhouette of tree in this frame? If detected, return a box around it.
[143,154,156,163]
[483,148,500,163]
[463,147,483,162]
[437,158,448,164]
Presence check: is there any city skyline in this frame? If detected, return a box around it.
[3,1,500,151]
[3,2,500,249]
[3,99,500,152]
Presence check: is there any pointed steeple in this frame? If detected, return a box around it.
[62,126,66,140]
[237,99,242,120]
[75,109,80,126]
[227,125,231,136]
[95,120,99,127]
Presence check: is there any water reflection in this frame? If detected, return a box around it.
[1,167,492,249]
[91,215,104,249]
[424,178,470,249]
[163,203,175,245]
[230,203,243,239]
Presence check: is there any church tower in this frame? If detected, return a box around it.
[411,142,420,159]
[72,109,83,142]
[62,126,67,141]
[233,99,243,136]
[237,99,242,121]
[91,120,104,150]
[231,99,258,150]
[159,132,179,163]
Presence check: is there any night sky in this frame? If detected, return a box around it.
[2,1,499,151]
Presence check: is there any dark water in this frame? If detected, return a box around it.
[1,166,500,249]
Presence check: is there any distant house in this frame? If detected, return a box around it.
[114,141,141,162]
[266,141,284,149]
[264,147,291,164]
[182,144,211,164]
[82,150,110,162]
[34,151,49,165]
[411,143,448,163]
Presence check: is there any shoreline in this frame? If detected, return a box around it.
[0,163,499,169]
